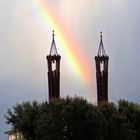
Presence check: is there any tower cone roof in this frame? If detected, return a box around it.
[49,30,59,56]
[97,32,107,56]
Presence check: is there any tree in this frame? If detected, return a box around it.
[5,101,41,140]
[98,102,137,140]
[37,97,105,140]
[118,99,140,140]
[5,97,140,140]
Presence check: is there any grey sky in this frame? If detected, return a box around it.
[0,0,140,139]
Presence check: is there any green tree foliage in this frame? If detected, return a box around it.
[5,101,41,140]
[5,97,140,140]
[118,99,140,140]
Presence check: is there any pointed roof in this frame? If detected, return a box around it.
[97,32,107,56]
[49,30,58,56]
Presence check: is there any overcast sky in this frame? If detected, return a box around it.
[1,0,140,139]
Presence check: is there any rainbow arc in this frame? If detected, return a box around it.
[32,0,92,86]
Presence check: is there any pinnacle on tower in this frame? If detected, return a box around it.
[97,32,107,56]
[49,30,58,56]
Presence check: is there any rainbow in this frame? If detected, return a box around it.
[31,0,92,86]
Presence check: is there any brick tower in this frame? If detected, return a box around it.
[46,31,61,101]
[95,32,109,105]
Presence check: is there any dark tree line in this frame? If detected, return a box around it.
[5,97,140,140]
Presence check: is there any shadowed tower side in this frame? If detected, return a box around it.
[46,31,61,101]
[95,32,109,105]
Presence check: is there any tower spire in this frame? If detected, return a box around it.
[49,30,58,56]
[98,32,106,56]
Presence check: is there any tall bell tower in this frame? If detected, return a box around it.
[46,31,61,101]
[95,32,109,105]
